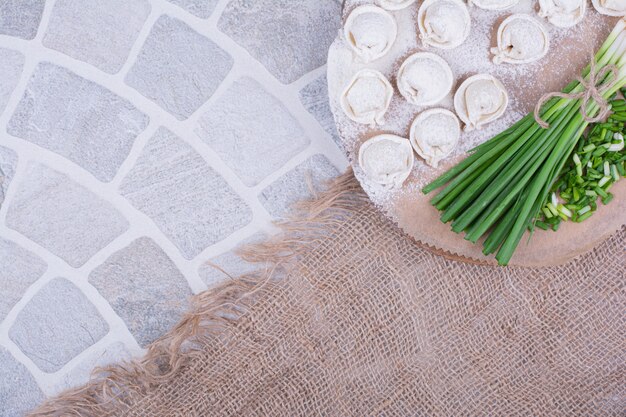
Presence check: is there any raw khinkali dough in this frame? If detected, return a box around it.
[344,5,398,63]
[418,0,471,50]
[454,74,509,131]
[468,0,519,10]
[592,0,626,16]
[491,15,550,64]
[340,69,393,127]
[397,52,454,106]
[359,134,414,188]
[539,0,586,27]
[376,0,418,10]
[410,109,461,168]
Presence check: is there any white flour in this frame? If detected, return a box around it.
[328,0,613,209]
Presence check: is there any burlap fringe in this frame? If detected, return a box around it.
[30,171,365,417]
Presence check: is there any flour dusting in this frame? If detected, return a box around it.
[328,0,614,210]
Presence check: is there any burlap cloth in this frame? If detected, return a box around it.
[32,171,625,416]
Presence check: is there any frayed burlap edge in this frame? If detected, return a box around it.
[29,171,367,417]
[29,169,624,416]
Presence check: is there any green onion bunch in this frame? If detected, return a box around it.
[423,18,626,266]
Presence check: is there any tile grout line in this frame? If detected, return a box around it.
[0,135,264,304]
[0,0,347,399]
[0,0,146,395]
[0,37,344,219]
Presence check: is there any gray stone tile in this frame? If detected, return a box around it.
[59,342,132,392]
[195,77,310,186]
[0,0,45,40]
[0,145,18,207]
[90,238,192,347]
[0,237,47,322]
[0,347,44,417]
[299,74,343,150]
[43,0,151,74]
[0,48,24,115]
[219,0,341,84]
[259,154,338,218]
[199,232,267,288]
[6,163,129,267]
[126,15,233,120]
[166,0,218,18]
[9,278,109,373]
[119,128,252,259]
[7,63,149,182]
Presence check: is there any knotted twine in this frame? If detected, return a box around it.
[534,56,620,129]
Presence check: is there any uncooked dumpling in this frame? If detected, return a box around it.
[410,109,461,168]
[539,0,586,27]
[468,0,519,10]
[454,74,509,131]
[344,5,398,63]
[340,69,393,127]
[592,0,626,16]
[418,0,471,50]
[397,52,454,106]
[376,0,418,10]
[491,15,550,64]
[359,135,414,188]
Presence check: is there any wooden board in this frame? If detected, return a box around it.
[328,0,625,267]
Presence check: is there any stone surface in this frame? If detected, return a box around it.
[9,278,109,373]
[0,48,24,115]
[120,128,252,259]
[219,0,341,84]
[126,15,233,120]
[0,237,47,322]
[299,75,342,149]
[195,77,310,186]
[0,347,44,417]
[59,342,132,392]
[259,154,338,217]
[199,233,267,288]
[6,163,129,267]
[0,0,346,395]
[7,63,149,182]
[43,0,151,74]
[0,0,45,40]
[89,238,192,347]
[0,145,18,206]
[167,0,218,18]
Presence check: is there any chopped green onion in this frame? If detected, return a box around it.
[598,176,611,187]
[576,212,594,222]
[422,20,626,266]
[582,144,596,153]
[542,207,553,219]
[547,203,559,217]
[557,204,573,218]
[595,187,609,199]
[602,193,614,205]
[611,164,620,181]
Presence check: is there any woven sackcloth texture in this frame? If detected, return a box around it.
[31,171,625,416]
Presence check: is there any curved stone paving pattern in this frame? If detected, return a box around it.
[0,0,346,413]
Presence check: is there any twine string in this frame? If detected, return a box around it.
[534,57,619,129]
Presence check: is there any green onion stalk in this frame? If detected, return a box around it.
[423,18,626,266]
